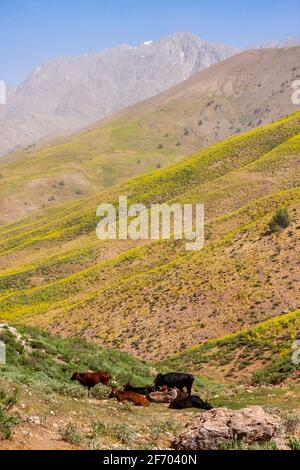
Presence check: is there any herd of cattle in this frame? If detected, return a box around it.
[71,371,213,410]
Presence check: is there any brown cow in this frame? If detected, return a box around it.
[109,387,150,407]
[71,371,111,391]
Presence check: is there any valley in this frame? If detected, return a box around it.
[1,47,299,224]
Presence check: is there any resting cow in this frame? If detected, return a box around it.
[149,387,179,403]
[109,388,150,407]
[124,383,156,396]
[169,395,213,410]
[155,372,194,396]
[71,371,111,391]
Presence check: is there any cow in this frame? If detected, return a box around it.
[149,387,179,403]
[169,395,213,410]
[71,371,111,392]
[123,383,156,396]
[154,372,194,396]
[109,388,150,407]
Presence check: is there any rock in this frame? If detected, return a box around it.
[172,406,281,450]
[28,415,41,426]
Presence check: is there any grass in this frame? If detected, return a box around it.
[219,438,279,450]
[0,324,153,396]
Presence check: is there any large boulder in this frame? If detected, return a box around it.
[172,406,281,450]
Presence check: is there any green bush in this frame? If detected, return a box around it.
[60,422,82,446]
[269,207,291,233]
[288,437,300,451]
[0,387,19,440]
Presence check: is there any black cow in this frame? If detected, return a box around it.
[154,372,194,396]
[169,395,213,410]
[123,383,156,396]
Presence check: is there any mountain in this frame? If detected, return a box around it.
[0,111,299,366]
[260,37,300,48]
[1,47,299,224]
[0,32,240,155]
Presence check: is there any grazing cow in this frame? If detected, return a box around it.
[149,387,179,403]
[169,395,213,410]
[154,373,194,396]
[71,371,111,391]
[123,383,156,396]
[109,388,150,407]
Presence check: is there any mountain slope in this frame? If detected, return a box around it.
[0,112,299,361]
[0,32,239,156]
[1,47,299,224]
[164,309,300,383]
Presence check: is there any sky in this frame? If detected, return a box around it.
[0,0,300,86]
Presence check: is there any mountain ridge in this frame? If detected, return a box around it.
[0,32,240,155]
[1,47,299,224]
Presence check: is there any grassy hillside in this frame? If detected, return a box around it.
[1,47,299,224]
[1,323,299,450]
[163,310,300,383]
[0,111,299,368]
[0,324,152,395]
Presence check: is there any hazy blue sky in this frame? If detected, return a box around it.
[1,0,299,86]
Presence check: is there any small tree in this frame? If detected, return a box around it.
[269,207,291,233]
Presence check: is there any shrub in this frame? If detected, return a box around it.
[90,384,110,400]
[91,420,107,437]
[282,414,300,434]
[0,387,19,440]
[0,408,19,440]
[109,423,134,444]
[288,437,300,450]
[60,421,82,446]
[269,207,291,233]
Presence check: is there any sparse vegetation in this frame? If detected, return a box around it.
[219,437,278,450]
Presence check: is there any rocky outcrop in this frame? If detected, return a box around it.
[172,406,281,450]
